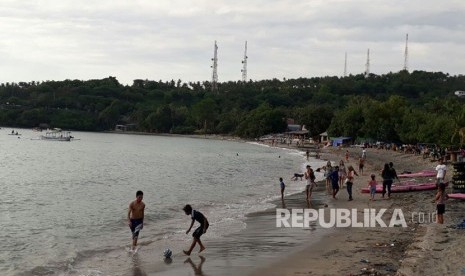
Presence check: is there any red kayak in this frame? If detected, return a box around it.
[448,193,465,200]
[398,170,436,178]
[361,182,443,193]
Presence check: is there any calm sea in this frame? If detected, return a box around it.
[0,129,325,276]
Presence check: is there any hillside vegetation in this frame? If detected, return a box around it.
[1,70,464,146]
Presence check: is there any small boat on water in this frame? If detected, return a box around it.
[398,170,437,178]
[8,130,21,136]
[40,128,72,141]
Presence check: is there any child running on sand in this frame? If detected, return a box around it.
[435,183,448,224]
[368,174,378,201]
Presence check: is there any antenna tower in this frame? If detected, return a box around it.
[211,41,218,92]
[241,41,248,82]
[403,33,409,71]
[364,48,370,77]
[344,52,347,77]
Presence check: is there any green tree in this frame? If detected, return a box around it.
[191,98,218,133]
[236,103,287,138]
[293,105,333,138]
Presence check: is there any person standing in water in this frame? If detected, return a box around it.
[279,177,285,201]
[128,190,145,251]
[183,204,209,256]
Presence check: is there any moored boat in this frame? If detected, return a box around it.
[40,128,72,141]
[398,170,436,178]
[361,181,446,193]
[447,193,465,200]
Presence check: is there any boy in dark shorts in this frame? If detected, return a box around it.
[183,204,209,256]
[127,190,145,251]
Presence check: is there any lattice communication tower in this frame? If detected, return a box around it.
[364,49,370,77]
[403,33,409,71]
[211,41,218,92]
[344,52,347,77]
[241,41,248,82]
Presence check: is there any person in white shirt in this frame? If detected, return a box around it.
[435,159,447,187]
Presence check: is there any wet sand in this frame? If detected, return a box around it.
[133,190,330,275]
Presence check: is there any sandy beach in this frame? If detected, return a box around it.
[250,146,465,276]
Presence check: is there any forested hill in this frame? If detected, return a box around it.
[1,70,464,146]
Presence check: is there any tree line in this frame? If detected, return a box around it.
[0,70,464,146]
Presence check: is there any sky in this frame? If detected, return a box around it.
[1,0,464,85]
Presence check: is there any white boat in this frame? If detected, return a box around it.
[454,91,465,98]
[40,128,72,141]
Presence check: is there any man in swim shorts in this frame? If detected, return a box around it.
[128,190,145,251]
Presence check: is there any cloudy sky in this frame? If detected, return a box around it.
[1,0,464,85]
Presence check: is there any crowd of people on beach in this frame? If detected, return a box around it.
[362,142,464,162]
[283,147,451,224]
[286,149,371,205]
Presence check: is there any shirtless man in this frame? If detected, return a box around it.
[128,190,145,251]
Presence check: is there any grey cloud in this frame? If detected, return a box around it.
[0,0,464,85]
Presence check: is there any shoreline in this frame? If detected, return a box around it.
[82,134,465,275]
[134,138,464,275]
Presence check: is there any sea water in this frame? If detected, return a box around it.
[0,129,325,275]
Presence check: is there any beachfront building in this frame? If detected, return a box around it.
[331,137,352,147]
[319,131,329,144]
[282,119,308,146]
